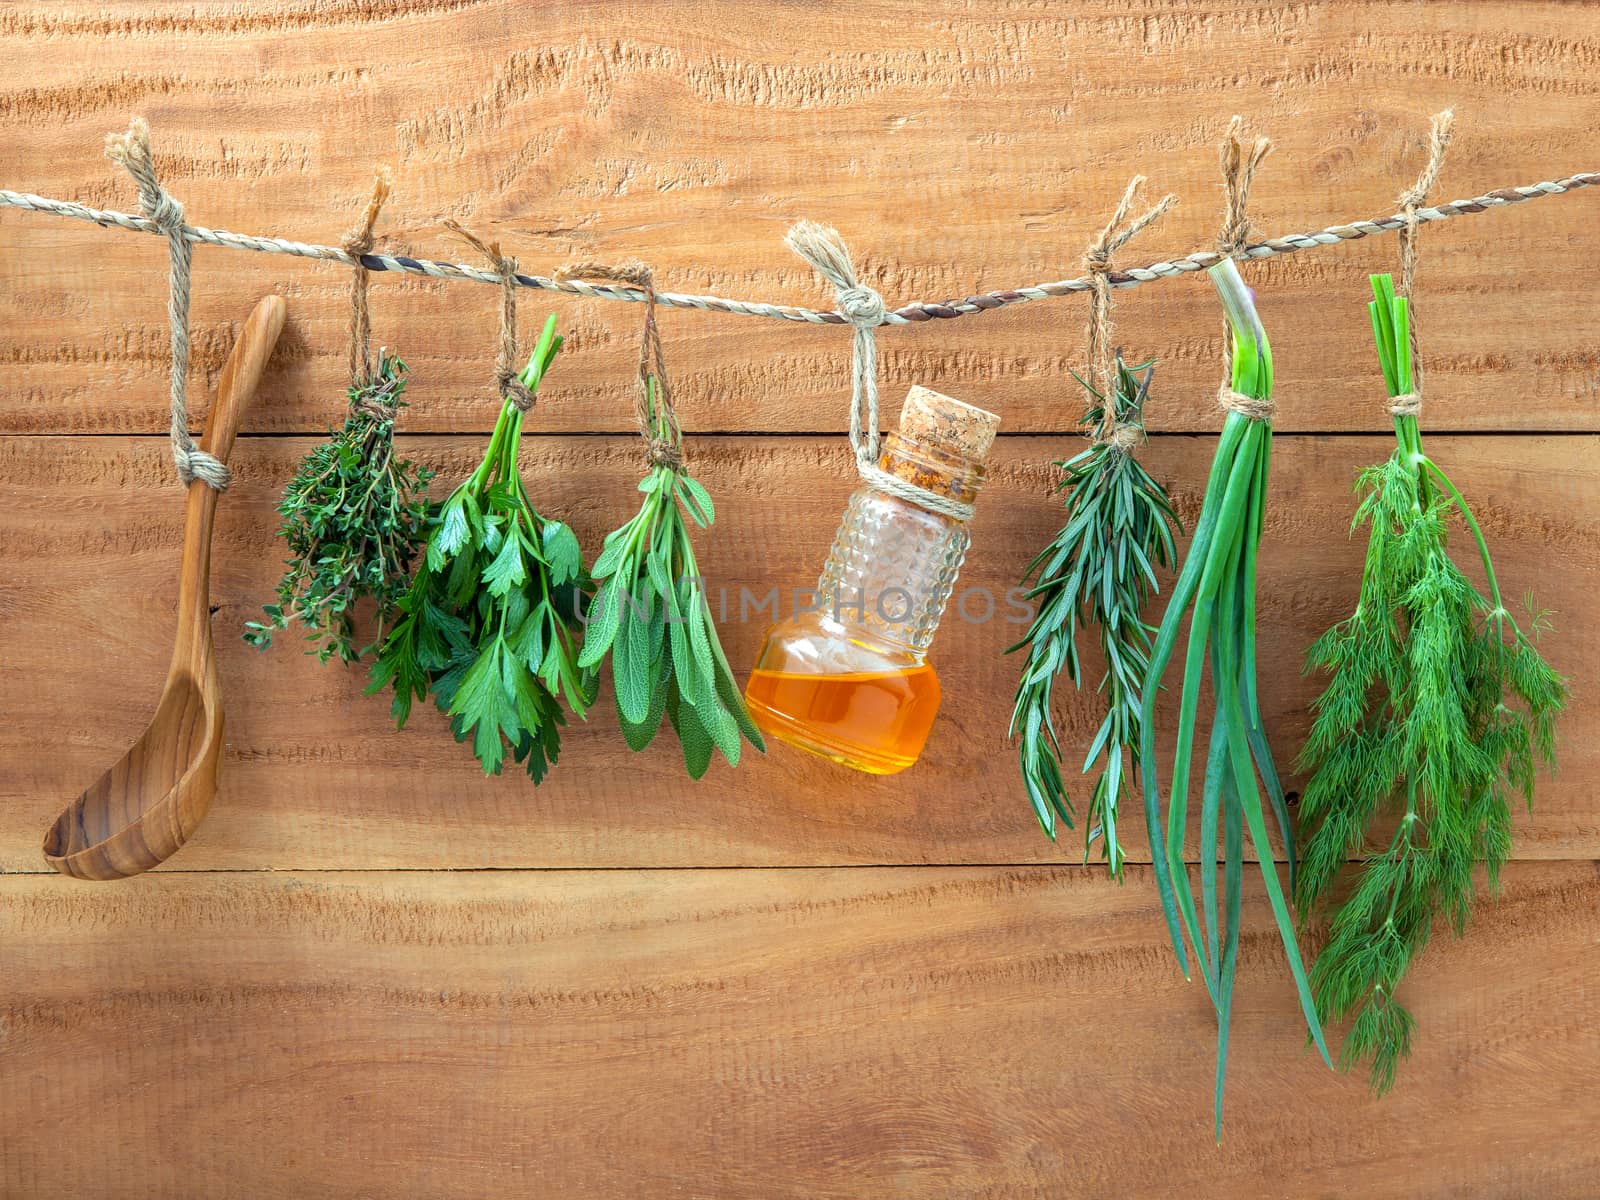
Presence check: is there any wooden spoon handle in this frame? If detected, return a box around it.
[172,294,286,669]
[203,294,286,463]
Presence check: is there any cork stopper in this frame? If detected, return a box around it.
[897,385,1001,463]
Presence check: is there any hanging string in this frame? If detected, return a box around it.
[1390,108,1456,419]
[443,220,535,412]
[341,166,393,394]
[104,118,232,490]
[784,221,973,521]
[1084,176,1176,448]
[556,260,684,470]
[1214,116,1276,422]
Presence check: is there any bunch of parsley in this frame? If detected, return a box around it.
[367,315,592,782]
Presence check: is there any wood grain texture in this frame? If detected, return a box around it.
[2,863,1597,1198]
[2,431,1591,871]
[2,2,1600,438]
[3,4,1598,1193]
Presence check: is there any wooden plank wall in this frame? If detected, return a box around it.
[1,3,1597,1195]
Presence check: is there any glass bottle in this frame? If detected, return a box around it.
[745,385,1000,774]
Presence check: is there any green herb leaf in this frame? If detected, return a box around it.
[586,457,762,777]
[249,351,432,664]
[367,326,590,782]
[1293,273,1567,1096]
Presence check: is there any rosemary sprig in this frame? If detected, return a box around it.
[578,380,764,778]
[246,351,432,663]
[367,315,592,781]
[1139,259,1330,1136]
[1008,355,1178,874]
[1295,274,1565,1093]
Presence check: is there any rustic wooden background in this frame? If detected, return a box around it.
[3,2,1598,1196]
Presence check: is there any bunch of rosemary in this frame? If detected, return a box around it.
[367,315,592,781]
[1139,258,1330,1133]
[578,378,763,778]
[1009,354,1178,873]
[1294,274,1565,1092]
[246,351,432,662]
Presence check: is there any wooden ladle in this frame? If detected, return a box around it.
[44,294,286,881]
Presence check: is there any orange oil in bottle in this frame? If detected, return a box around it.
[743,665,942,775]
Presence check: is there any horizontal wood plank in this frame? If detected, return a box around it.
[2,862,1596,1198]
[1,432,1590,871]
[3,3,1600,437]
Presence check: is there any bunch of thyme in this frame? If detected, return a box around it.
[246,350,432,663]
[1294,274,1565,1092]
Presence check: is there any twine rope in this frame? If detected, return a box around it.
[1085,175,1174,447]
[556,260,684,470]
[444,220,535,412]
[341,166,392,392]
[4,160,1595,326]
[785,222,974,521]
[1216,116,1276,424]
[103,118,231,490]
[1393,109,1455,418]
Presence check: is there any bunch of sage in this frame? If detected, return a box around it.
[560,261,763,778]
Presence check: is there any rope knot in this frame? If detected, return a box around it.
[105,117,232,491]
[646,437,684,471]
[1082,176,1174,445]
[1218,384,1274,423]
[1217,116,1273,260]
[497,367,536,413]
[556,260,683,468]
[173,440,232,489]
[1388,391,1422,418]
[837,283,885,327]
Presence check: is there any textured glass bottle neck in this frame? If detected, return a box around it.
[813,435,986,656]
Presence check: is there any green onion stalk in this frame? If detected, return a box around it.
[1138,257,1331,1136]
[1293,274,1565,1093]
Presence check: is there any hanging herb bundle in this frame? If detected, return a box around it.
[560,262,763,778]
[368,291,591,780]
[1138,125,1329,1135]
[1009,177,1178,873]
[1294,210,1565,1085]
[246,352,432,661]
[247,168,431,663]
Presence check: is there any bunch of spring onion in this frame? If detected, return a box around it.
[1009,354,1179,874]
[1138,258,1331,1135]
[1294,274,1565,1092]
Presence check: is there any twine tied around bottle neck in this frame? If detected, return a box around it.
[104,117,232,490]
[1084,175,1175,449]
[1215,116,1276,424]
[444,220,536,413]
[1390,108,1455,420]
[784,221,974,521]
[341,166,393,396]
[555,260,684,471]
